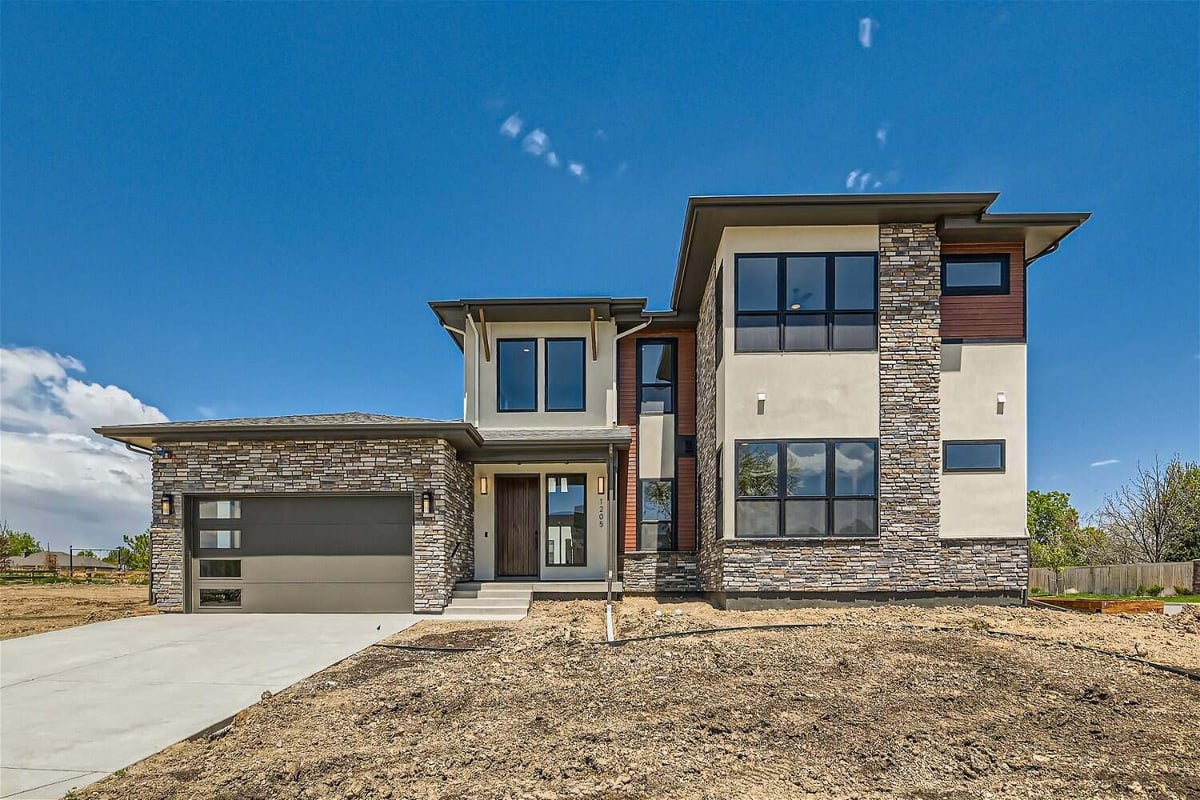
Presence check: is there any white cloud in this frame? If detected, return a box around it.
[499,113,523,138]
[594,129,607,141]
[858,17,877,48]
[567,161,587,180]
[521,129,550,156]
[0,346,167,549]
[876,125,888,147]
[845,170,860,189]
[873,181,882,189]
[845,170,873,191]
[615,161,628,176]
[1090,459,1120,468]
[545,152,560,168]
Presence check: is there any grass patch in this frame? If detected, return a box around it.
[1040,593,1200,603]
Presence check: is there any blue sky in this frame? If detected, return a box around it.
[1,3,1197,545]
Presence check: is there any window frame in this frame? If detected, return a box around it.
[715,445,724,539]
[941,253,1011,296]
[545,473,587,567]
[636,477,678,552]
[543,337,587,413]
[198,588,242,608]
[636,338,677,415]
[199,559,242,578]
[496,337,539,413]
[733,253,879,353]
[714,262,724,366]
[733,438,880,539]
[942,439,1007,473]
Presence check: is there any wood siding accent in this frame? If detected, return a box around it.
[617,327,697,555]
[940,241,1026,340]
[495,475,539,576]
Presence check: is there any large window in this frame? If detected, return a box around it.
[715,445,724,539]
[544,338,586,412]
[497,338,537,412]
[943,440,1005,472]
[638,479,676,550]
[714,263,724,366]
[941,254,1010,296]
[734,440,878,538]
[734,254,877,352]
[546,474,586,566]
[638,340,676,414]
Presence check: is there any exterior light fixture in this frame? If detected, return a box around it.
[756,390,767,402]
[480,475,489,495]
[161,493,174,518]
[996,392,1007,414]
[421,491,435,515]
[597,476,606,495]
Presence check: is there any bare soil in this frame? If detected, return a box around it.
[0,582,156,639]
[81,600,1200,800]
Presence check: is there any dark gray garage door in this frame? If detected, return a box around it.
[189,495,414,613]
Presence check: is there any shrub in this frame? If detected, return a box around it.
[1175,585,1192,596]
[1136,584,1164,597]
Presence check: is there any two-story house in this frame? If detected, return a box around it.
[97,192,1088,614]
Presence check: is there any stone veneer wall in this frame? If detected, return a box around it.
[622,552,700,593]
[697,224,1025,598]
[150,438,473,612]
[694,257,723,592]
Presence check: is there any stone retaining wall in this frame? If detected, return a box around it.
[622,551,700,593]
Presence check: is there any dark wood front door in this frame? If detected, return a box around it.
[495,475,539,577]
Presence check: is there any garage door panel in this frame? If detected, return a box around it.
[233,522,411,556]
[239,582,415,614]
[241,496,414,526]
[240,555,414,584]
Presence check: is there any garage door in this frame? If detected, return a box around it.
[189,495,414,613]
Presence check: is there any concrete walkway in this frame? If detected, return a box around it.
[0,613,421,799]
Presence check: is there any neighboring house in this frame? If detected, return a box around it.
[8,551,121,571]
[97,192,1088,614]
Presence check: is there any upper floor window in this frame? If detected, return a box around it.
[544,338,586,412]
[943,440,1006,472]
[497,338,537,412]
[941,254,1010,296]
[734,254,877,353]
[714,263,724,366]
[638,340,675,414]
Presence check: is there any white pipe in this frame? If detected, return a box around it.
[605,603,615,642]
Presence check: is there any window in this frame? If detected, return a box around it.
[198,500,240,519]
[199,530,241,549]
[942,254,1010,295]
[638,479,675,550]
[546,474,586,566]
[735,254,878,352]
[199,560,241,578]
[199,588,241,607]
[714,263,724,365]
[943,440,1006,472]
[734,440,878,538]
[497,338,537,412]
[715,445,724,539]
[638,340,676,414]
[545,338,586,412]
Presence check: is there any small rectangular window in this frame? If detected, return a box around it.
[198,500,241,519]
[497,338,538,412]
[943,440,1006,472]
[199,560,241,578]
[199,530,241,549]
[545,338,585,412]
[638,340,676,414]
[638,479,676,551]
[199,588,241,607]
[942,255,1010,295]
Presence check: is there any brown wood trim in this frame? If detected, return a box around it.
[478,308,491,362]
[589,307,598,361]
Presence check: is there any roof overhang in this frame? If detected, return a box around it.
[429,297,649,350]
[671,193,1090,313]
[95,421,485,453]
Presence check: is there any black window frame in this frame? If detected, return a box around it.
[941,254,1011,296]
[543,337,587,413]
[714,262,724,366]
[733,253,879,353]
[715,444,724,539]
[636,477,677,551]
[198,559,242,579]
[733,439,880,539]
[636,338,677,415]
[496,337,539,413]
[545,473,588,567]
[198,588,242,607]
[943,440,1006,473]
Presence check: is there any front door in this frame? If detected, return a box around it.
[495,475,539,577]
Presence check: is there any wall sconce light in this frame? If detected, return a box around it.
[161,493,174,518]
[756,389,767,415]
[597,476,606,495]
[479,476,488,495]
[996,391,1006,414]
[421,491,435,514]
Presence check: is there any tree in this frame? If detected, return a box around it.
[103,532,151,570]
[1097,455,1197,563]
[1163,460,1200,561]
[0,521,41,558]
[1027,491,1079,547]
[75,549,97,559]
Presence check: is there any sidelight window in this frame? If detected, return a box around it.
[638,479,676,551]
[546,474,586,566]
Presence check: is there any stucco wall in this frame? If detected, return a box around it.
[472,462,611,581]
[465,320,617,429]
[940,343,1028,538]
[150,438,473,613]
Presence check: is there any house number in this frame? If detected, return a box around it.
[598,507,604,529]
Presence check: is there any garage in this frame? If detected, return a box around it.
[188,494,415,613]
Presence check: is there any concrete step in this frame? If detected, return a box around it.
[452,588,533,600]
[444,596,529,610]
[440,606,529,620]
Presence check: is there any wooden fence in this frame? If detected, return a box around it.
[1030,561,1199,596]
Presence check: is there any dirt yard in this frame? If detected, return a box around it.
[0,582,156,639]
[82,600,1200,800]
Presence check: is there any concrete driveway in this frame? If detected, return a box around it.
[0,613,421,799]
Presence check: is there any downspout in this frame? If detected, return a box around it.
[124,441,156,604]
[606,442,616,641]
[125,442,155,457]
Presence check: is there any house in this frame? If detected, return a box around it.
[8,551,121,571]
[96,192,1089,614]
